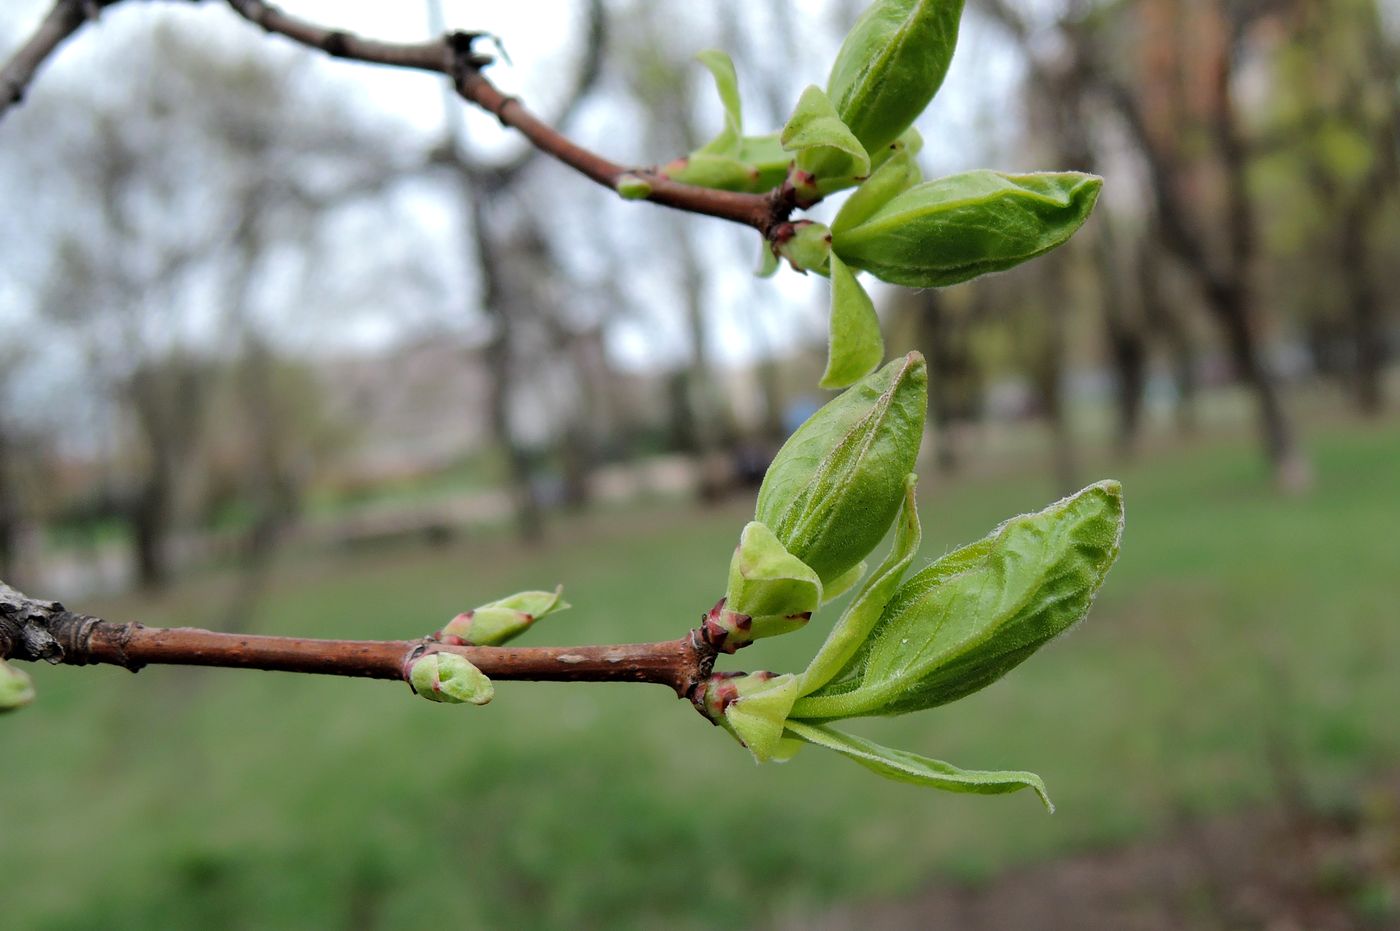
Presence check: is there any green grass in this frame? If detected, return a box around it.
[4,421,1399,929]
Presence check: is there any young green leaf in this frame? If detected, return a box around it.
[697,671,804,763]
[792,480,1124,721]
[726,521,823,618]
[827,0,966,153]
[821,254,885,389]
[695,49,743,156]
[782,85,871,199]
[796,473,921,696]
[0,659,35,713]
[832,170,1103,287]
[832,145,922,234]
[784,721,1052,810]
[438,586,570,647]
[755,353,927,589]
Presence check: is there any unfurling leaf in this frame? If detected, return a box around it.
[407,652,494,705]
[725,522,822,620]
[438,586,570,647]
[827,0,966,153]
[0,659,35,713]
[792,480,1124,722]
[784,721,1052,810]
[796,473,921,696]
[781,85,871,201]
[755,353,927,590]
[821,254,885,389]
[700,671,803,763]
[832,170,1104,287]
[695,49,743,156]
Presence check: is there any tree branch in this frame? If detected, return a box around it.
[0,0,113,120]
[1,581,717,698]
[221,0,795,234]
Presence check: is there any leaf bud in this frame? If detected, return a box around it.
[827,0,966,153]
[406,652,494,706]
[437,586,569,647]
[755,353,927,590]
[0,659,35,713]
[773,221,832,274]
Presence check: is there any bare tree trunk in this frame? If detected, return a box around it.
[469,195,544,544]
[1093,221,1149,457]
[0,427,16,581]
[914,290,962,475]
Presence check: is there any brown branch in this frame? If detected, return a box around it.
[0,0,115,122]
[222,0,796,235]
[1,581,716,698]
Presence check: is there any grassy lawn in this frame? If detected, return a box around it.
[4,420,1399,929]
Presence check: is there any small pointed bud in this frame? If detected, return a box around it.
[0,660,35,713]
[773,221,832,274]
[437,586,569,647]
[615,173,653,200]
[407,652,494,705]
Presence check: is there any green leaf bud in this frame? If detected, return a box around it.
[792,480,1124,722]
[820,254,885,389]
[407,652,494,705]
[0,659,35,713]
[827,0,966,153]
[832,170,1104,287]
[755,353,927,590]
[614,173,653,200]
[698,670,804,763]
[438,586,569,647]
[773,221,832,274]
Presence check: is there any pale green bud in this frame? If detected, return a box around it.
[0,659,35,713]
[407,652,494,705]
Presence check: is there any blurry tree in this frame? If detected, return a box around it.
[19,23,406,589]
[1263,0,1399,415]
[424,0,605,540]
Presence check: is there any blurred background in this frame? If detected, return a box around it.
[1,0,1398,927]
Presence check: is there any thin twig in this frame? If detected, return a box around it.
[1,581,717,698]
[0,0,109,121]
[221,0,797,234]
